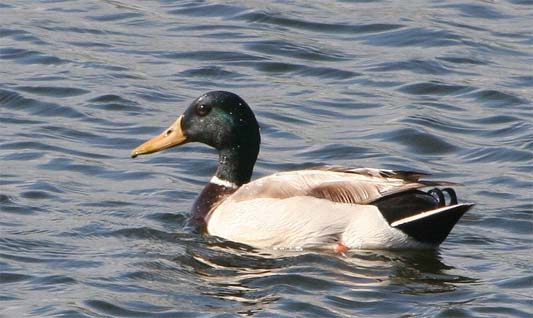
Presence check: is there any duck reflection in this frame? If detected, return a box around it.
[174,238,475,315]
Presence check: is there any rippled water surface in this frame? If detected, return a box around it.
[1,0,532,317]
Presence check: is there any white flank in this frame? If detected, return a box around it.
[208,196,427,250]
[210,175,238,189]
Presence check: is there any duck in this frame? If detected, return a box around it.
[131,91,473,251]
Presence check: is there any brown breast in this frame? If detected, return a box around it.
[188,182,237,231]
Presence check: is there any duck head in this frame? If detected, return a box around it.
[131,91,260,186]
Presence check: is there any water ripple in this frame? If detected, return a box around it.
[359,27,463,47]
[245,40,350,61]
[399,81,474,96]
[16,85,89,98]
[376,127,460,155]
[0,89,87,118]
[0,48,67,65]
[167,3,244,18]
[464,89,528,107]
[236,11,404,35]
[160,50,263,62]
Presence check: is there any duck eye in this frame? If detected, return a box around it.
[196,104,211,116]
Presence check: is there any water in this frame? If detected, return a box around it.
[1,0,532,317]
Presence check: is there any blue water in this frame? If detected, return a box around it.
[1,1,532,317]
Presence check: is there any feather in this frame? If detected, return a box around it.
[206,166,470,249]
[226,166,454,206]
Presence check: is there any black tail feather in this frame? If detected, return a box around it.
[428,188,445,207]
[392,204,473,245]
[372,188,473,245]
[442,188,458,205]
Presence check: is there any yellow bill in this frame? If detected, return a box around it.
[131,115,187,158]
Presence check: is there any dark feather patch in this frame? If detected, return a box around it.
[372,190,439,224]
[309,182,371,204]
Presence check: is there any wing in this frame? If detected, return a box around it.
[227,166,456,205]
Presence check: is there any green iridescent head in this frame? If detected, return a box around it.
[132,91,261,185]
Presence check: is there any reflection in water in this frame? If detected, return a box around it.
[167,239,477,316]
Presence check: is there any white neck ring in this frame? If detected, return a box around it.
[210,175,238,189]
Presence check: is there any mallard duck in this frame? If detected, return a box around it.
[131,91,473,251]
